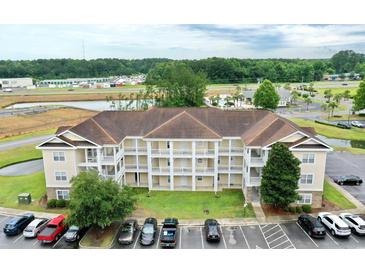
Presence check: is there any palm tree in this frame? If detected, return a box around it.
[304,96,312,111]
[333,93,343,104]
[324,89,333,103]
[328,101,338,117]
[342,90,351,101]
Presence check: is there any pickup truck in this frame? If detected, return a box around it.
[37,215,66,243]
[159,218,179,248]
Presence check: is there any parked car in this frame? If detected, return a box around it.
[3,88,13,92]
[339,213,365,235]
[331,175,363,186]
[37,215,67,243]
[160,218,179,248]
[118,219,138,245]
[204,219,221,242]
[139,217,158,246]
[318,212,351,237]
[23,218,49,238]
[297,214,326,238]
[351,121,365,128]
[3,213,34,236]
[64,226,89,243]
[337,122,351,129]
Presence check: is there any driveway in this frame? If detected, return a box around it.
[0,159,44,176]
[326,152,365,204]
[0,135,52,151]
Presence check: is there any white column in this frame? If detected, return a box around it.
[228,139,231,188]
[169,141,174,190]
[97,147,102,174]
[147,141,152,190]
[192,141,196,191]
[246,148,251,187]
[136,140,140,186]
[213,141,219,192]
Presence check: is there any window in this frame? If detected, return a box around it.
[134,172,138,183]
[297,193,312,204]
[53,151,65,161]
[167,142,170,149]
[302,153,315,163]
[55,172,67,181]
[218,158,221,164]
[300,174,314,184]
[197,176,203,181]
[197,158,203,164]
[56,190,70,200]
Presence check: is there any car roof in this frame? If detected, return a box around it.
[164,218,178,224]
[28,219,44,227]
[343,214,365,224]
[48,215,65,225]
[8,216,22,224]
[23,213,34,218]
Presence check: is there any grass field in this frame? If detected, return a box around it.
[0,144,42,168]
[323,180,356,209]
[0,128,56,143]
[320,114,365,121]
[290,118,365,141]
[333,146,365,154]
[316,87,358,96]
[133,188,255,219]
[0,108,95,138]
[80,222,121,248]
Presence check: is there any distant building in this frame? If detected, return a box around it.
[0,77,33,89]
[322,73,361,81]
[37,77,113,88]
[244,87,292,107]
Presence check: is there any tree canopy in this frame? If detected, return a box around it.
[354,80,365,111]
[330,50,365,74]
[253,79,280,110]
[260,143,301,208]
[146,62,207,107]
[67,171,136,229]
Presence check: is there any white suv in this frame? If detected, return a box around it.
[23,218,49,238]
[339,213,365,235]
[318,212,351,237]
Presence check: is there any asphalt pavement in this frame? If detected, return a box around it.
[0,135,52,151]
[0,159,44,176]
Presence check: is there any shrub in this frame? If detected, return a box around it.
[47,199,57,208]
[302,205,312,213]
[56,199,67,208]
[288,207,296,214]
[295,206,303,213]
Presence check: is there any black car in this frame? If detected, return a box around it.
[298,214,326,238]
[3,213,35,236]
[204,219,221,242]
[118,219,138,245]
[332,175,363,186]
[64,225,89,243]
[139,217,158,246]
[160,218,178,248]
[337,122,351,129]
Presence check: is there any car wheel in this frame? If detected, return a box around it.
[55,235,59,241]
[331,229,336,236]
[356,182,360,186]
[339,182,344,185]
[351,227,356,234]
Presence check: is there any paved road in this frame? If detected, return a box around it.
[0,159,44,176]
[0,135,52,151]
[326,152,365,204]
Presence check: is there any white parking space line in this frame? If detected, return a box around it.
[268,234,286,245]
[350,235,359,243]
[220,227,227,249]
[13,234,24,244]
[325,232,339,246]
[266,229,282,240]
[200,227,205,249]
[133,230,141,249]
[52,234,66,249]
[259,224,295,249]
[271,239,289,249]
[258,224,271,248]
[156,227,162,249]
[279,225,296,249]
[239,226,250,249]
[179,227,182,249]
[261,224,269,229]
[33,239,40,247]
[295,222,319,248]
[263,224,279,235]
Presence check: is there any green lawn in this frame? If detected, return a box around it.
[0,129,55,143]
[333,146,365,154]
[0,172,46,211]
[0,144,42,168]
[316,87,358,96]
[134,188,255,219]
[323,180,356,210]
[321,114,365,121]
[290,118,365,141]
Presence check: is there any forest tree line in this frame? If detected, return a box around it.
[0,50,364,84]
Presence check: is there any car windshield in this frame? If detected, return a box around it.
[25,226,34,231]
[142,224,154,234]
[122,224,132,232]
[69,226,79,232]
[314,220,323,227]
[209,225,218,234]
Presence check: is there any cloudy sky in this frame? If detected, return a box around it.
[1,24,365,60]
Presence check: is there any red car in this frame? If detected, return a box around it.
[37,215,67,243]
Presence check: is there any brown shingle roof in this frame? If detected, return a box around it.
[61,107,324,147]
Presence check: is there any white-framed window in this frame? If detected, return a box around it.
[297,193,312,205]
[55,171,67,181]
[53,151,65,161]
[197,158,203,164]
[56,190,70,200]
[302,153,315,164]
[300,174,314,184]
[197,176,203,181]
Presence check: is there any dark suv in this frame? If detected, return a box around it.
[298,214,326,238]
[3,213,35,236]
[332,175,363,186]
[204,219,221,242]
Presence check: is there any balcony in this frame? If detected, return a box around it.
[124,147,136,154]
[218,147,243,155]
[195,167,214,174]
[151,167,170,174]
[124,164,148,171]
[151,149,169,157]
[101,155,114,164]
[250,157,265,167]
[249,177,261,186]
[173,167,192,174]
[173,149,192,156]
[218,165,242,173]
[231,147,244,154]
[195,149,214,157]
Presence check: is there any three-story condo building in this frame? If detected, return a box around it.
[37,107,331,207]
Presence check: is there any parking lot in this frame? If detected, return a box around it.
[326,152,365,204]
[2,212,365,249]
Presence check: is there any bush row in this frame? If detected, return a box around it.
[285,205,312,214]
[314,120,342,128]
[47,199,69,208]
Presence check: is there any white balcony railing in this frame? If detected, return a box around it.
[173,149,192,155]
[151,149,169,156]
[86,157,97,163]
[173,167,192,173]
[195,149,214,156]
[249,177,261,186]
[152,167,170,173]
[101,155,114,162]
[195,167,214,173]
[250,157,264,166]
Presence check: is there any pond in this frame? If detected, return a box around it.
[6,99,154,111]
[317,135,365,149]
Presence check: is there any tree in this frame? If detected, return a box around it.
[260,143,301,208]
[324,89,333,103]
[303,95,312,111]
[67,171,136,229]
[290,90,301,105]
[328,101,338,117]
[330,50,365,73]
[253,79,280,110]
[146,62,207,107]
[333,93,343,104]
[354,80,365,111]
[343,90,351,101]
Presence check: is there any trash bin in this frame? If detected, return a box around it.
[18,193,31,205]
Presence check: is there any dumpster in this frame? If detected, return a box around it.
[18,193,31,205]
